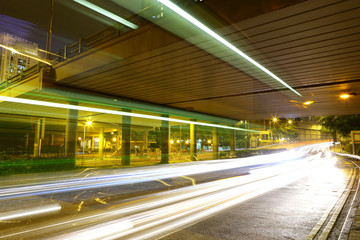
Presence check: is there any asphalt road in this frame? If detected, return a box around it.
[0,143,355,239]
[163,159,352,240]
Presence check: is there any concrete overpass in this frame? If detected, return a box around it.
[0,0,357,165]
[2,0,360,121]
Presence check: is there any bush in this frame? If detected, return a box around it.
[0,158,75,176]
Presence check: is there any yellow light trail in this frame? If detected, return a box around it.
[0,96,260,133]
[0,44,52,66]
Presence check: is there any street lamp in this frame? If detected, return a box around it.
[271,117,278,144]
[83,120,92,152]
[340,93,350,100]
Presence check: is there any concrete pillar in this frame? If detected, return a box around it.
[190,123,197,161]
[212,127,219,160]
[33,120,41,157]
[121,114,131,166]
[160,115,169,164]
[143,130,148,153]
[50,134,54,146]
[25,133,29,155]
[98,127,104,159]
[116,130,121,150]
[34,118,45,157]
[230,129,236,158]
[91,136,95,150]
[65,108,78,158]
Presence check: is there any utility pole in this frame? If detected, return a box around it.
[46,0,54,60]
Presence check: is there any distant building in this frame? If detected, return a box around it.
[0,33,39,83]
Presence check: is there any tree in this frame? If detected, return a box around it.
[272,119,299,140]
[320,115,360,140]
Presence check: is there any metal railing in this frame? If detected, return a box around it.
[1,15,148,89]
[1,0,201,88]
[57,14,148,61]
[0,63,44,89]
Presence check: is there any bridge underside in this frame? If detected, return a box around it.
[3,0,360,121]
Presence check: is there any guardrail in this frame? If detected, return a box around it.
[1,15,147,88]
[57,14,148,61]
[1,0,201,88]
[0,63,44,89]
[332,151,360,160]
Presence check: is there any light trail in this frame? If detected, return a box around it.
[0,143,336,239]
[49,149,327,240]
[0,96,259,133]
[147,0,301,96]
[0,204,61,221]
[0,148,305,199]
[0,44,52,66]
[73,0,138,29]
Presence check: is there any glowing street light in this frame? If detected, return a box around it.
[303,100,314,105]
[340,94,350,100]
[83,120,93,152]
[272,117,278,123]
[288,120,292,124]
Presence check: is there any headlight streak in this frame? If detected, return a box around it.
[0,204,61,221]
[0,96,258,133]
[0,149,305,200]
[0,143,334,239]
[51,155,325,240]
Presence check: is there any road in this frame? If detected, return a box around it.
[0,142,357,239]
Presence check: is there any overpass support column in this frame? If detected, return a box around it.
[213,127,219,160]
[190,122,197,161]
[160,115,169,164]
[65,108,78,158]
[230,129,236,158]
[121,113,131,166]
[33,118,45,157]
[143,130,148,153]
[98,127,104,159]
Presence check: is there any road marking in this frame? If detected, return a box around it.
[181,176,196,185]
[156,179,173,187]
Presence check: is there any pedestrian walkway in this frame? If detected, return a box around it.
[331,149,360,239]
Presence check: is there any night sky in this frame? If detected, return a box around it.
[0,0,118,52]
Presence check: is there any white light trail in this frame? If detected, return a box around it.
[0,96,258,132]
[73,0,138,29]
[157,0,302,97]
[0,204,61,221]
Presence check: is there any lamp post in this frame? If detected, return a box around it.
[83,120,92,153]
[271,117,278,144]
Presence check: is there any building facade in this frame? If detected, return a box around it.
[0,33,38,82]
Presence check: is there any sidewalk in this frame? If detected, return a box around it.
[331,149,360,239]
